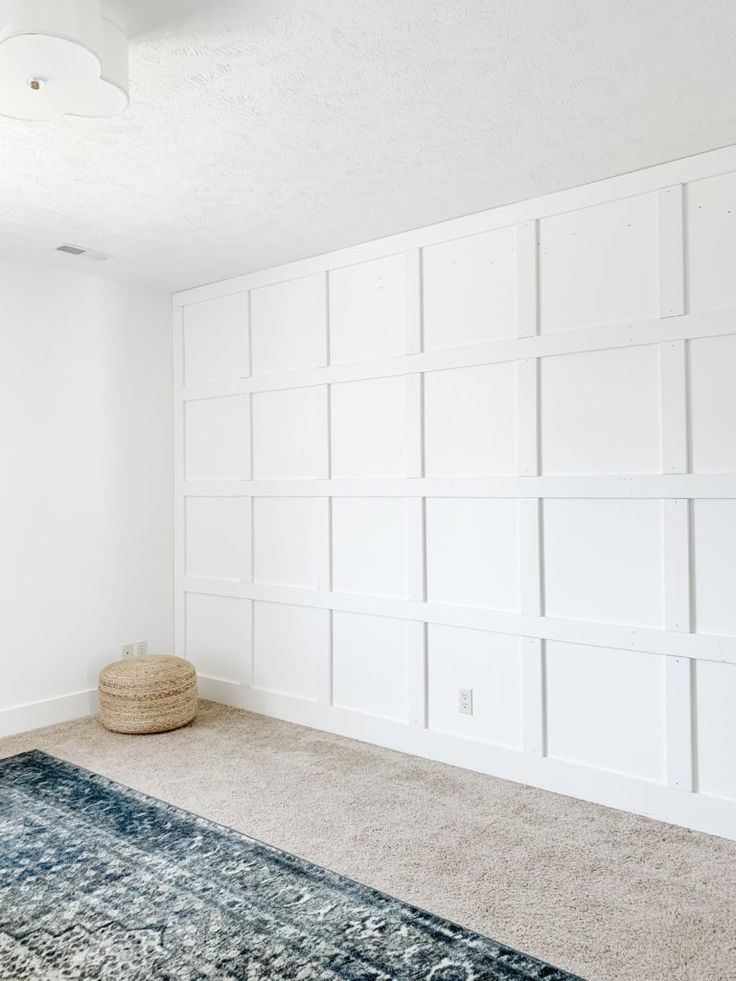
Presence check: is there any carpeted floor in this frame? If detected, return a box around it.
[1,701,734,981]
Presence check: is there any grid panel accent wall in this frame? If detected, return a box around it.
[173,146,736,840]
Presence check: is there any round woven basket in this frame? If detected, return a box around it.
[98,655,198,734]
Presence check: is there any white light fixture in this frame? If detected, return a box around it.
[0,0,128,120]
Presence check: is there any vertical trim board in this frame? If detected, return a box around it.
[522,638,545,756]
[519,499,543,617]
[406,498,426,603]
[405,373,424,478]
[657,184,686,319]
[663,499,692,633]
[317,386,331,480]
[317,610,334,707]
[317,272,330,368]
[660,340,689,474]
[662,499,694,791]
[404,249,423,354]
[409,621,428,728]
[244,291,253,377]
[317,497,333,593]
[516,220,539,338]
[517,358,539,477]
[665,657,694,792]
[660,321,694,792]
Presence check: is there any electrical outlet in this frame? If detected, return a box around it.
[134,641,148,657]
[458,688,473,716]
[122,643,135,659]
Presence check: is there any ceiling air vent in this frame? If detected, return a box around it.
[56,243,112,261]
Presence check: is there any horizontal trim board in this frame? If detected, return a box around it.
[0,689,99,739]
[183,475,736,500]
[197,677,736,842]
[174,144,736,305]
[180,309,736,402]
[183,579,736,666]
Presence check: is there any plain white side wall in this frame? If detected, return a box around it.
[0,258,174,735]
[173,145,736,840]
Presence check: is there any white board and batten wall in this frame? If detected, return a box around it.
[174,145,736,841]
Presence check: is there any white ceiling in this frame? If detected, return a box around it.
[1,0,735,292]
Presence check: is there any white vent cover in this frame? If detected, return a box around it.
[56,243,112,261]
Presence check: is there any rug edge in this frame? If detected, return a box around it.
[0,747,585,981]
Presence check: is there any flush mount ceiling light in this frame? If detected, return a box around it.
[0,0,128,120]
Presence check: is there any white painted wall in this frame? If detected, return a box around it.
[0,259,173,736]
[173,145,736,841]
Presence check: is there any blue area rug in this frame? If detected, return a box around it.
[0,750,582,980]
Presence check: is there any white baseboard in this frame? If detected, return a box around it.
[198,675,736,843]
[4,678,733,843]
[0,689,99,739]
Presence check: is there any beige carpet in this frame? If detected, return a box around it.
[1,700,734,981]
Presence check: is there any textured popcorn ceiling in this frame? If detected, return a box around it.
[1,0,736,291]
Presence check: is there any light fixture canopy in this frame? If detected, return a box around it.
[0,0,128,120]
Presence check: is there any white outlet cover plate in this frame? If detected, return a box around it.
[458,688,473,715]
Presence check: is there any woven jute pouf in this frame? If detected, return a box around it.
[98,655,198,734]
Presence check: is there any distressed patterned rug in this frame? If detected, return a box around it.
[0,751,582,980]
